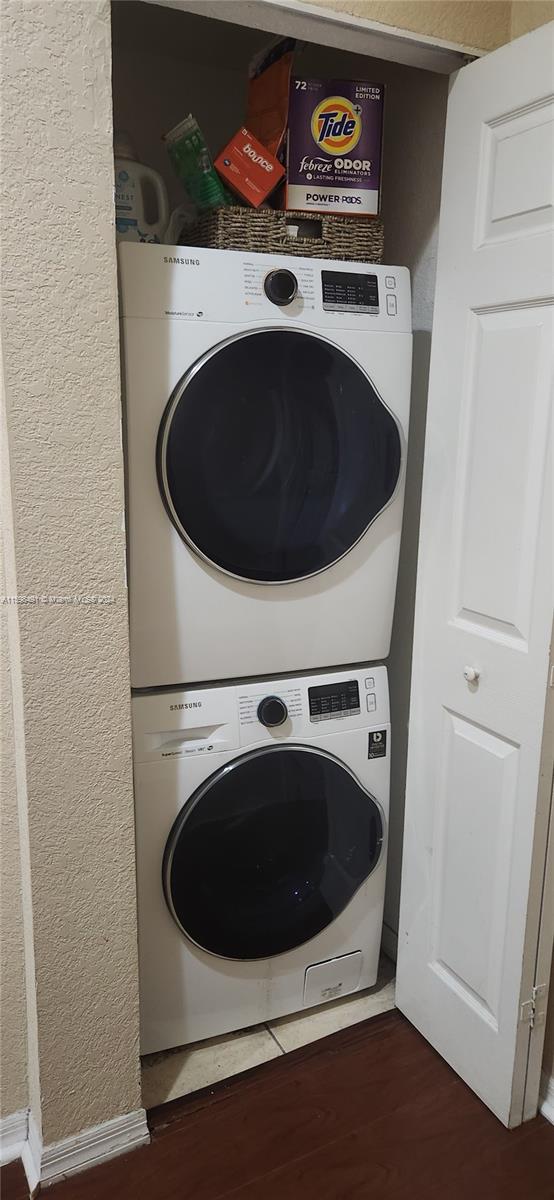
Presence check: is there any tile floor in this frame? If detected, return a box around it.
[141,955,395,1109]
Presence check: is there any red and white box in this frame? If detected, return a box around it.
[215,127,285,208]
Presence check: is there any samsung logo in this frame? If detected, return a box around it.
[170,701,202,711]
[164,256,200,266]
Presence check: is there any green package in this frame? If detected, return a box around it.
[164,114,231,211]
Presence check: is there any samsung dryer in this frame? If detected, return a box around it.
[119,245,412,688]
[133,664,390,1053]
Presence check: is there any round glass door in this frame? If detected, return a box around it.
[157,329,401,584]
[162,745,384,960]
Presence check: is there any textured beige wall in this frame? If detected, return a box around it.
[296,0,553,51]
[296,0,512,51]
[0,475,27,1119]
[1,0,141,1144]
[510,1,554,38]
[1,352,42,1133]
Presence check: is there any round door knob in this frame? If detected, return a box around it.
[263,269,298,307]
[257,695,288,727]
[464,666,480,683]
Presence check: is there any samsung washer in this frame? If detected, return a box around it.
[134,664,390,1053]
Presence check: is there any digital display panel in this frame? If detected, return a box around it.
[321,271,379,314]
[308,680,360,722]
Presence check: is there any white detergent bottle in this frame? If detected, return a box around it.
[114,133,169,243]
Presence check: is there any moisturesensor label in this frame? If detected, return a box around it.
[286,78,384,216]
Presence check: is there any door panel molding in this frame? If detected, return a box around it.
[396,21,554,1126]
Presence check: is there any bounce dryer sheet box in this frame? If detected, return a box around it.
[215,127,285,208]
[286,78,384,216]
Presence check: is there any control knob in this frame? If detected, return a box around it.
[263,268,298,307]
[257,695,288,728]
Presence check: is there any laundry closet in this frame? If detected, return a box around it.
[110,1,553,1131]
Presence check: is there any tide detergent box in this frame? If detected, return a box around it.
[286,78,384,216]
[215,127,285,208]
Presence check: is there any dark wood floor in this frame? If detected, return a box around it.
[3,1011,553,1199]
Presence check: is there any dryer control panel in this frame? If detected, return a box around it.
[321,270,379,314]
[118,244,411,334]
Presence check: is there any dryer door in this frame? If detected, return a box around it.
[162,744,384,960]
[157,328,402,583]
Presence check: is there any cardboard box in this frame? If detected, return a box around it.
[215,127,285,208]
[286,78,384,216]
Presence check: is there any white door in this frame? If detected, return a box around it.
[396,22,554,1127]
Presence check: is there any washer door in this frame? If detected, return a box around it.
[162,745,384,961]
[157,328,402,584]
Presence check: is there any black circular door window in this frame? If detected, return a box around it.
[157,329,401,583]
[162,745,384,960]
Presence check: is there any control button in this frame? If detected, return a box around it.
[366,693,377,712]
[263,269,298,307]
[385,275,396,288]
[365,676,375,690]
[257,695,288,727]
[386,294,397,316]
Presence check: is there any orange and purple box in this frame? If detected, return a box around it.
[215,127,285,208]
[286,78,384,216]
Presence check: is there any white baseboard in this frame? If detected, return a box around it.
[16,1106,149,1191]
[22,1110,41,1194]
[381,922,398,963]
[0,1109,28,1166]
[540,1070,554,1125]
[39,1108,149,1188]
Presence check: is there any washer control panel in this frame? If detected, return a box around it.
[132,666,390,762]
[238,685,302,728]
[308,678,360,722]
[235,666,388,747]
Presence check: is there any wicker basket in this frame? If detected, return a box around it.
[184,205,384,263]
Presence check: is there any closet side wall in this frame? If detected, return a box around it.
[0,490,28,1122]
[1,0,141,1145]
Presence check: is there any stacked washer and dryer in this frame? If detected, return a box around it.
[119,244,412,1054]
